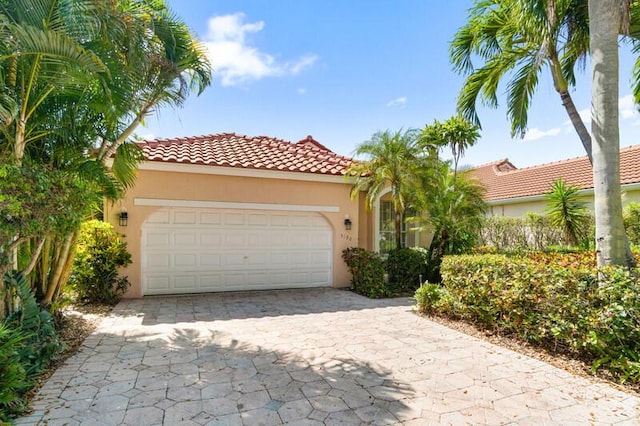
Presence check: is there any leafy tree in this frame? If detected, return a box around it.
[544,179,590,246]
[347,129,424,249]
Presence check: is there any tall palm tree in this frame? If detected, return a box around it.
[419,163,486,281]
[589,0,635,267]
[348,129,424,249]
[451,0,593,162]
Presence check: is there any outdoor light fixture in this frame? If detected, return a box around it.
[118,208,128,227]
[344,214,352,231]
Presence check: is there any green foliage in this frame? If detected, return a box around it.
[545,179,590,247]
[347,129,425,249]
[478,213,594,252]
[4,271,63,379]
[341,248,388,298]
[420,166,486,282]
[624,202,640,245]
[413,283,443,314]
[0,161,98,272]
[69,220,132,304]
[438,254,640,383]
[386,248,428,293]
[0,322,29,422]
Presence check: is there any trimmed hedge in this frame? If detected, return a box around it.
[341,247,387,298]
[342,247,429,298]
[425,253,640,382]
[386,248,428,293]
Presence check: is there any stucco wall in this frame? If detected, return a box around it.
[106,168,366,297]
[488,188,640,217]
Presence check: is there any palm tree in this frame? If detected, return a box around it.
[451,0,593,162]
[419,163,486,281]
[420,116,479,178]
[544,179,590,246]
[0,0,212,307]
[588,0,635,267]
[348,129,424,250]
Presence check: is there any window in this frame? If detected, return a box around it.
[379,201,416,254]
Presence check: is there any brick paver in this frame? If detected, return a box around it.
[18,288,640,425]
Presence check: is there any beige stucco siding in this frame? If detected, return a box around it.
[106,168,365,298]
[488,187,640,217]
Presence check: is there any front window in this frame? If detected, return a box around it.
[379,201,416,254]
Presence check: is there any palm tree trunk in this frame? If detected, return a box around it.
[588,0,633,267]
[43,232,76,305]
[559,90,593,164]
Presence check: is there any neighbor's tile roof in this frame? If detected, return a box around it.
[138,133,353,175]
[468,144,640,201]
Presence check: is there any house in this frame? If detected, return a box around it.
[468,144,640,216]
[108,133,399,297]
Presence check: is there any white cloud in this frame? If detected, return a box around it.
[204,13,318,86]
[619,94,639,120]
[523,127,561,141]
[386,97,407,107]
[297,88,307,95]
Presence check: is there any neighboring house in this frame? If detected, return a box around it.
[109,133,401,297]
[468,144,640,217]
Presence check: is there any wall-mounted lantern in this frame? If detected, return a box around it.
[119,208,128,227]
[344,214,352,231]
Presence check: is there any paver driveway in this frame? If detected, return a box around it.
[19,288,640,425]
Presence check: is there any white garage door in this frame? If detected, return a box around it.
[141,207,333,295]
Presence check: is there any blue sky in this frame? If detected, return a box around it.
[141,1,640,168]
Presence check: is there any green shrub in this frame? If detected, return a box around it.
[386,247,428,293]
[341,247,388,298]
[0,322,29,422]
[4,271,63,378]
[624,202,640,245]
[478,213,580,252]
[413,283,443,313]
[439,254,640,382]
[69,220,132,304]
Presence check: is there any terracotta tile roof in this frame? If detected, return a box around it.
[468,145,640,201]
[137,133,353,176]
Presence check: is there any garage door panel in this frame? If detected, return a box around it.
[146,232,170,247]
[145,253,170,268]
[142,208,332,295]
[248,213,269,226]
[224,213,245,226]
[200,254,221,266]
[174,211,197,224]
[174,232,197,247]
[200,212,221,225]
[200,233,221,247]
[224,233,245,247]
[174,254,196,267]
[174,275,197,289]
[147,276,170,291]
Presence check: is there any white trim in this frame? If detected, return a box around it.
[373,188,392,252]
[134,198,340,213]
[137,161,354,184]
